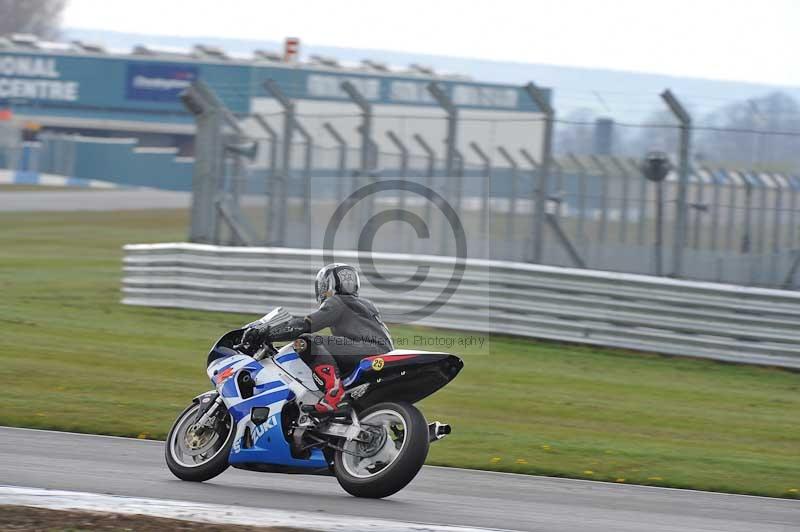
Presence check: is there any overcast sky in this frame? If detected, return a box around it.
[63,0,799,87]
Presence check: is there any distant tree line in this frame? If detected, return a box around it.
[555,91,800,173]
[0,0,67,40]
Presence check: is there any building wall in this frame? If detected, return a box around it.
[0,48,548,161]
[248,99,544,168]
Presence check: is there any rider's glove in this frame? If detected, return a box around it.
[241,324,269,348]
[268,317,310,342]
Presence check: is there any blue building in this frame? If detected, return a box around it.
[0,35,551,190]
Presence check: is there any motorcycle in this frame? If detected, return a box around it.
[165,308,463,498]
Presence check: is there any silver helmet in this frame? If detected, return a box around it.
[315,263,360,303]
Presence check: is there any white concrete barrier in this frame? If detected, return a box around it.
[122,243,800,369]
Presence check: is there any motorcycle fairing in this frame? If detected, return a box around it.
[228,407,326,469]
[343,350,448,387]
[271,346,318,392]
[208,352,326,470]
[343,350,464,407]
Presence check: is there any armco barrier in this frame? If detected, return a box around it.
[122,243,800,369]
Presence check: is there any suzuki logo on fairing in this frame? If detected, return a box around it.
[252,414,278,440]
[233,414,278,453]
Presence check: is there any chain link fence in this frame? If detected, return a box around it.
[176,79,800,290]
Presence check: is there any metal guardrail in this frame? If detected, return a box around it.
[122,243,800,369]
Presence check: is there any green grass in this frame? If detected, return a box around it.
[1,209,799,499]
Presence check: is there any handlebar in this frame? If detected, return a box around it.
[234,327,278,360]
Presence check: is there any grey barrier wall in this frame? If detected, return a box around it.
[123,243,800,370]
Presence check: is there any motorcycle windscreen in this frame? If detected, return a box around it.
[207,329,246,366]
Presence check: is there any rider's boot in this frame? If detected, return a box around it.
[305,364,347,417]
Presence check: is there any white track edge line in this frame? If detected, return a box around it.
[0,485,516,532]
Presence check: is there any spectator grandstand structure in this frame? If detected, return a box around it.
[0,33,548,160]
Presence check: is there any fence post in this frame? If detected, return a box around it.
[755,172,768,256]
[589,155,610,244]
[293,120,314,248]
[386,130,411,251]
[427,83,458,255]
[551,158,565,220]
[610,157,632,243]
[498,146,519,256]
[690,167,706,249]
[323,122,348,205]
[740,171,754,254]
[413,133,436,246]
[427,83,457,181]
[470,141,491,242]
[519,148,541,258]
[386,129,410,206]
[724,169,739,252]
[629,157,648,246]
[454,147,465,213]
[262,79,294,246]
[342,82,377,238]
[655,176,665,276]
[767,173,782,283]
[341,81,373,178]
[567,153,589,242]
[661,89,692,277]
[770,173,784,256]
[788,177,800,250]
[253,115,279,244]
[180,81,225,244]
[253,115,278,180]
[706,167,722,251]
[524,82,554,264]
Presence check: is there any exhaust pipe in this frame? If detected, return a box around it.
[428,421,451,442]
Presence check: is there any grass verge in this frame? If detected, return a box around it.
[0,209,798,498]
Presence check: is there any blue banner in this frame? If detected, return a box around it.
[125,62,198,102]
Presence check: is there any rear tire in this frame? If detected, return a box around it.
[334,401,429,498]
[165,402,234,482]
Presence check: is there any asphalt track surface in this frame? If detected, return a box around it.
[0,189,191,211]
[2,188,800,529]
[1,427,798,531]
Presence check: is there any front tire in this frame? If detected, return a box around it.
[334,402,429,498]
[165,402,234,482]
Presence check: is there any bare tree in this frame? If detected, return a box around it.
[0,0,67,40]
[615,109,682,159]
[697,92,800,171]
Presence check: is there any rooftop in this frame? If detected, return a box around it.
[0,33,471,81]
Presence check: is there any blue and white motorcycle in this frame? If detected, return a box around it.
[165,308,463,498]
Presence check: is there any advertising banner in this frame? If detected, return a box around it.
[126,62,198,102]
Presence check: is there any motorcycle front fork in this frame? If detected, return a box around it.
[195,393,223,428]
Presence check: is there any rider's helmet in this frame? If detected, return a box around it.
[315,263,360,303]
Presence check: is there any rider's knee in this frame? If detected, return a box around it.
[294,333,314,356]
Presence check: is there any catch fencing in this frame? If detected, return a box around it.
[178,80,800,289]
[122,243,800,369]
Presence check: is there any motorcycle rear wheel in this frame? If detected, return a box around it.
[334,401,429,498]
[165,402,234,482]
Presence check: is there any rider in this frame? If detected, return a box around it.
[246,264,393,415]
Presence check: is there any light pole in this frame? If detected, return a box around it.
[641,151,671,277]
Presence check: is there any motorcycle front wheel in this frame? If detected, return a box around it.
[165,401,234,482]
[334,401,429,498]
